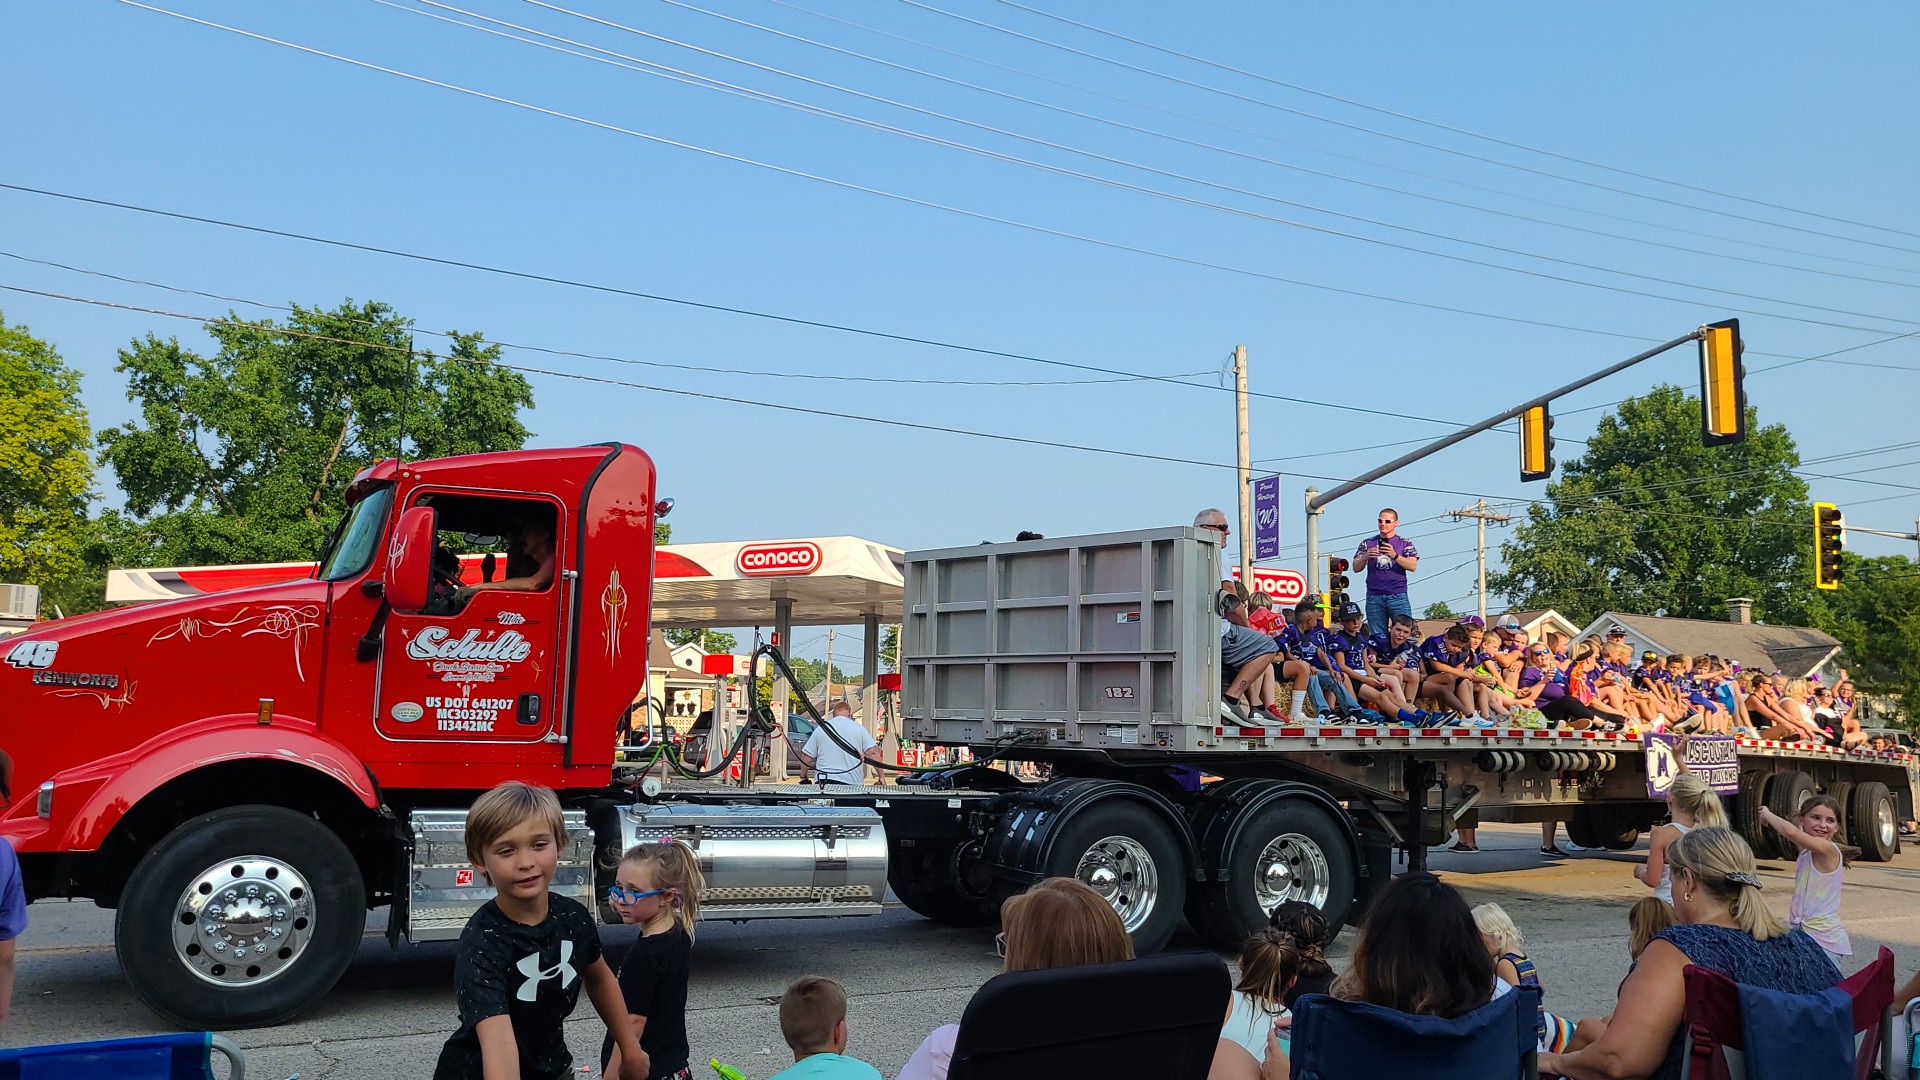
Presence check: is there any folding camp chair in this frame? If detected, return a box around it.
[1680,946,1895,1080]
[946,951,1230,1080]
[0,1032,245,1080]
[1286,986,1541,1080]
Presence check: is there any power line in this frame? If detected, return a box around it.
[629,0,1920,293]
[393,0,1920,337]
[926,0,1920,257]
[0,250,1211,388]
[0,282,1244,471]
[765,0,1920,283]
[990,0,1920,246]
[109,3,1756,350]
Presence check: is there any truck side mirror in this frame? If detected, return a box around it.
[384,506,437,613]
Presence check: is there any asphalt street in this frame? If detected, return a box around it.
[8,822,1919,1078]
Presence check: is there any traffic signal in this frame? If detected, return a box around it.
[1699,318,1747,447]
[1519,404,1555,482]
[1326,556,1351,608]
[1814,502,1844,590]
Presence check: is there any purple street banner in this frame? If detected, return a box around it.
[1643,733,1739,797]
[1253,475,1280,561]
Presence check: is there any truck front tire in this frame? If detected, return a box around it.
[116,805,367,1029]
[1042,800,1187,955]
[888,842,999,928]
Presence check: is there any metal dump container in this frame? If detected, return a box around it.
[902,527,1222,753]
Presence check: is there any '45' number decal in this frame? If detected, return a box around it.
[5,640,58,669]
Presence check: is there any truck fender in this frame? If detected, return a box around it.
[1185,778,1360,883]
[979,777,1203,885]
[54,714,380,852]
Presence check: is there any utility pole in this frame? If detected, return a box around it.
[824,627,835,713]
[1449,499,1513,623]
[1234,344,1253,585]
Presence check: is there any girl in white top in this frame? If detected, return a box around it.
[1216,929,1300,1070]
[1760,796,1851,961]
[1635,770,1727,903]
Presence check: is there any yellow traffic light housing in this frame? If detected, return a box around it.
[1814,502,1844,590]
[1700,318,1746,447]
[1519,404,1555,481]
[1326,557,1351,609]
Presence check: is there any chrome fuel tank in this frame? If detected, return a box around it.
[618,802,888,920]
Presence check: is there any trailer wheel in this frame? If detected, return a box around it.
[1043,801,1187,955]
[1733,770,1771,857]
[1186,800,1353,951]
[116,805,366,1029]
[1563,808,1601,851]
[1848,781,1900,863]
[888,843,998,928]
[1571,805,1640,851]
[1824,781,1853,847]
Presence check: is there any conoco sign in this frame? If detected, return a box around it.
[735,542,823,577]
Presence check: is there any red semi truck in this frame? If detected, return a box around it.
[5,443,1914,1030]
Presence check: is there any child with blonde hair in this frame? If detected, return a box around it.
[602,838,708,1080]
[1473,902,1575,1052]
[1760,794,1851,963]
[1636,766,1728,903]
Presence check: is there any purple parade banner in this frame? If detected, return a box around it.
[1643,733,1739,797]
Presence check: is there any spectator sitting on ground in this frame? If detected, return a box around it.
[1570,896,1678,1053]
[1474,902,1577,1052]
[1266,900,1338,1011]
[1213,929,1303,1078]
[898,877,1133,1080]
[1539,827,1840,1080]
[768,975,882,1080]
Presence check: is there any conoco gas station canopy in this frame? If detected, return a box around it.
[105,536,906,629]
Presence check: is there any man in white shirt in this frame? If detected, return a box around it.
[797,701,880,786]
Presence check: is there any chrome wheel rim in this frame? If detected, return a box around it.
[1254,832,1331,912]
[1075,834,1160,933]
[172,856,315,987]
[1876,797,1897,850]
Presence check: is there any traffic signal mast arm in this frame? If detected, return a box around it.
[1306,330,1702,513]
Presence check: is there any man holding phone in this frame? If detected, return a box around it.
[1354,508,1419,635]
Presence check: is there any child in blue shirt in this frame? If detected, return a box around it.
[769,976,882,1080]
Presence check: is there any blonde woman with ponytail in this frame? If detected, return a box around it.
[1541,827,1839,1080]
[1635,765,1728,903]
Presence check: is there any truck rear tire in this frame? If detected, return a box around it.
[1849,781,1900,863]
[1733,770,1770,857]
[1824,781,1853,846]
[1185,800,1353,952]
[116,805,367,1029]
[1042,801,1187,956]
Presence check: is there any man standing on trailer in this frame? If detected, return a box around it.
[1355,509,1419,634]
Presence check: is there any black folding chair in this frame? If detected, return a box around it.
[947,951,1230,1080]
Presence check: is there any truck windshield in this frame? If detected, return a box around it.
[318,485,395,581]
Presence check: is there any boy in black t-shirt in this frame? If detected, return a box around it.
[434,782,648,1080]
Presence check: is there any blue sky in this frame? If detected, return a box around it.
[4,1,1918,664]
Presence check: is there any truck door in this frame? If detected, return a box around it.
[374,491,563,747]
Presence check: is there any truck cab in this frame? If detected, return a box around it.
[2,443,658,1026]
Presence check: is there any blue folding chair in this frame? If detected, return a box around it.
[1288,987,1540,1080]
[0,1033,245,1080]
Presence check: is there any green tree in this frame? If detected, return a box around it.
[1422,601,1457,620]
[663,627,738,655]
[1818,553,1920,726]
[880,623,899,673]
[98,301,533,566]
[1491,385,1813,625]
[0,312,94,594]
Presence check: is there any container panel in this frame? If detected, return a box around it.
[999,549,1069,601]
[1079,603,1146,653]
[1078,661,1143,717]
[1001,605,1069,654]
[936,609,989,655]
[1081,543,1145,596]
[1000,662,1069,715]
[934,663,987,712]
[937,557,988,604]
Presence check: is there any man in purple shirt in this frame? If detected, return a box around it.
[0,750,24,1029]
[1354,508,1420,636]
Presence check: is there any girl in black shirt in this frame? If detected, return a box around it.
[602,839,707,1080]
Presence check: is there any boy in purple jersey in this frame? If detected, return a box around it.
[1331,606,1444,726]
[1271,601,1320,724]
[1366,614,1426,707]
[1419,625,1481,720]
[1290,604,1366,722]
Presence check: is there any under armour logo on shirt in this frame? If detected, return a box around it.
[513,940,577,1002]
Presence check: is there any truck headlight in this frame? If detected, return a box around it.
[36,781,53,818]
